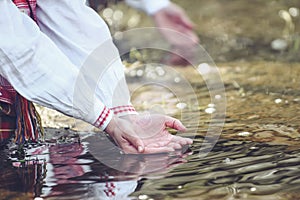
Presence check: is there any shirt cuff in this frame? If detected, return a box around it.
[111,105,138,117]
[93,106,113,131]
[142,0,170,15]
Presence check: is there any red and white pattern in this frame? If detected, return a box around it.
[93,107,111,129]
[12,0,37,21]
[104,182,116,197]
[111,105,137,116]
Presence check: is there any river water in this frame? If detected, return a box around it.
[1,0,300,199]
[1,61,300,200]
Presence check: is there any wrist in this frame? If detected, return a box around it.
[141,0,170,15]
[104,115,117,135]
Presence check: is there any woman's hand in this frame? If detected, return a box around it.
[104,114,193,154]
[104,116,145,153]
[152,3,199,66]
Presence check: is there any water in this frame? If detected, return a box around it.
[0,61,299,199]
[1,134,300,200]
[1,0,300,198]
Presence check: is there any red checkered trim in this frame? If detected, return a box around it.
[111,105,136,115]
[93,107,111,129]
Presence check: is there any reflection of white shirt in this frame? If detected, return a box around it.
[91,180,138,200]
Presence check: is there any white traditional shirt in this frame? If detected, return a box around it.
[0,0,170,130]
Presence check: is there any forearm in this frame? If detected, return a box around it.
[37,0,137,115]
[0,0,112,130]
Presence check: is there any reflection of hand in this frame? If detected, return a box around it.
[152,3,199,66]
[86,132,193,175]
[105,114,193,154]
[118,150,193,175]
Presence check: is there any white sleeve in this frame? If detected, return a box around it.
[0,0,113,130]
[36,0,137,116]
[125,0,170,15]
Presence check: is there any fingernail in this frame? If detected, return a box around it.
[138,146,144,153]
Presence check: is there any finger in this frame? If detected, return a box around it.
[146,140,181,150]
[164,116,187,131]
[176,13,194,30]
[144,146,175,154]
[171,135,193,145]
[121,145,140,154]
[114,134,140,154]
[122,133,145,153]
[170,4,194,30]
[143,133,173,147]
[166,142,182,150]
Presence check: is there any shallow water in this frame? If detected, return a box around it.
[1,134,300,200]
[1,1,299,199]
[1,61,300,199]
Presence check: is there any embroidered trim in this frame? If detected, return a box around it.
[111,105,136,115]
[94,107,111,128]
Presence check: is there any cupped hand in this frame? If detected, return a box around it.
[104,114,193,154]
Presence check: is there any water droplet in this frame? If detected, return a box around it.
[102,8,113,19]
[113,10,123,21]
[176,103,187,110]
[139,195,148,200]
[289,7,299,17]
[136,69,144,77]
[177,185,183,189]
[223,157,231,163]
[205,107,216,114]
[174,77,181,83]
[250,187,257,192]
[278,10,292,22]
[237,131,252,137]
[155,67,165,76]
[197,63,211,74]
[215,94,222,99]
[208,103,215,108]
[129,70,137,77]
[275,98,282,104]
[128,15,141,28]
[271,39,288,51]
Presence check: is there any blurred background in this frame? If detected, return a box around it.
[93,0,300,62]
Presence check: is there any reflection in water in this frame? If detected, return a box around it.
[0,134,300,200]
